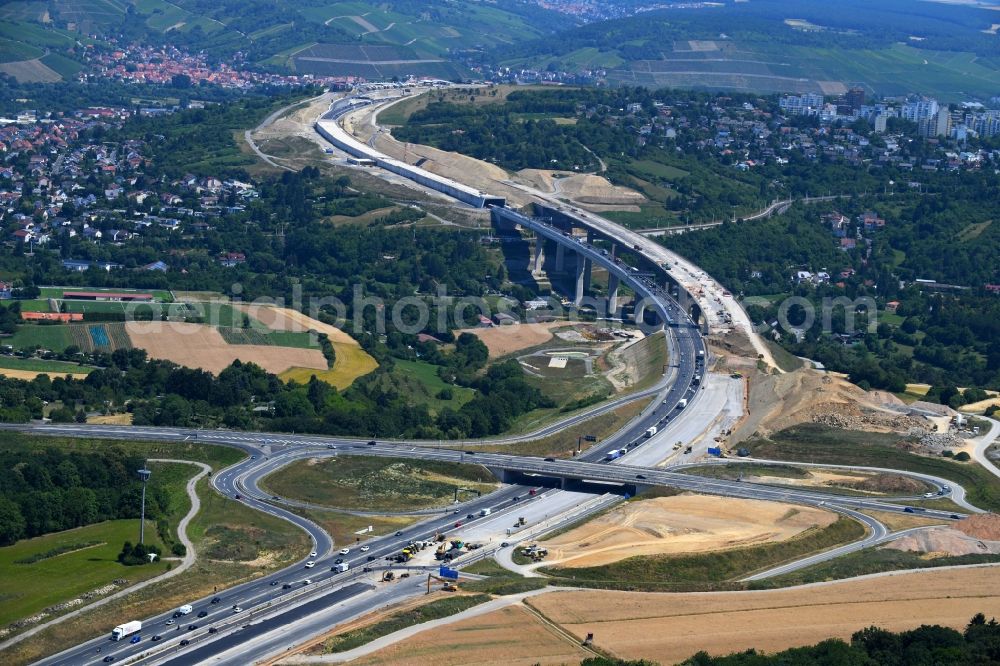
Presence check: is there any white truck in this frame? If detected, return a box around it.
[677,398,688,409]
[176,604,193,616]
[645,426,657,438]
[479,508,492,517]
[111,620,142,641]
[333,562,349,573]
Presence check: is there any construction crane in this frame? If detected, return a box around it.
[426,573,460,594]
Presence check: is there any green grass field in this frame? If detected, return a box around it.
[261,456,498,512]
[602,205,681,230]
[630,160,690,181]
[17,299,51,313]
[218,327,318,349]
[5,325,74,352]
[0,519,167,627]
[0,357,93,374]
[39,287,173,302]
[391,359,476,412]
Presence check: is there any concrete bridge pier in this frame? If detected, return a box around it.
[554,242,565,272]
[634,298,646,327]
[574,253,587,305]
[608,273,620,316]
[531,237,545,275]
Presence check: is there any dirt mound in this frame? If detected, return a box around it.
[735,366,926,442]
[955,514,1000,541]
[840,473,926,494]
[538,494,835,568]
[884,527,1000,556]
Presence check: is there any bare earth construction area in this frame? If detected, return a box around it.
[539,495,837,568]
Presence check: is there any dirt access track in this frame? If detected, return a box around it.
[530,566,1000,663]
[539,495,836,568]
[125,321,327,375]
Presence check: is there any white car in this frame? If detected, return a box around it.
[304,561,316,568]
[360,545,369,552]
[339,548,350,555]
[232,606,243,613]
[309,551,317,557]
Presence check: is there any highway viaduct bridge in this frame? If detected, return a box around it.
[493,205,709,334]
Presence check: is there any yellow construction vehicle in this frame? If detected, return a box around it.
[426,573,460,593]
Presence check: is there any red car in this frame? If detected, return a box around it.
[454,521,462,528]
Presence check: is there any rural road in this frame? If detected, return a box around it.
[0,460,210,652]
[972,417,1000,479]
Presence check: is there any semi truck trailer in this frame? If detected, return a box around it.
[111,620,141,641]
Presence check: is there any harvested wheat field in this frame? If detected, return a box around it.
[346,604,592,666]
[238,304,378,389]
[126,321,327,375]
[456,322,566,358]
[530,566,1000,663]
[539,495,836,568]
[0,368,89,381]
[87,413,134,425]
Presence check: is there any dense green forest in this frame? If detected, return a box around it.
[0,446,172,546]
[663,192,1000,390]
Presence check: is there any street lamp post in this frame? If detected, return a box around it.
[137,466,152,545]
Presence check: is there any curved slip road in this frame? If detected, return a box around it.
[672,457,978,512]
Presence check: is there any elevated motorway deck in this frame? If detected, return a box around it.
[316,96,505,208]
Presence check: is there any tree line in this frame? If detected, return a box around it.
[0,332,551,440]
[0,446,171,547]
